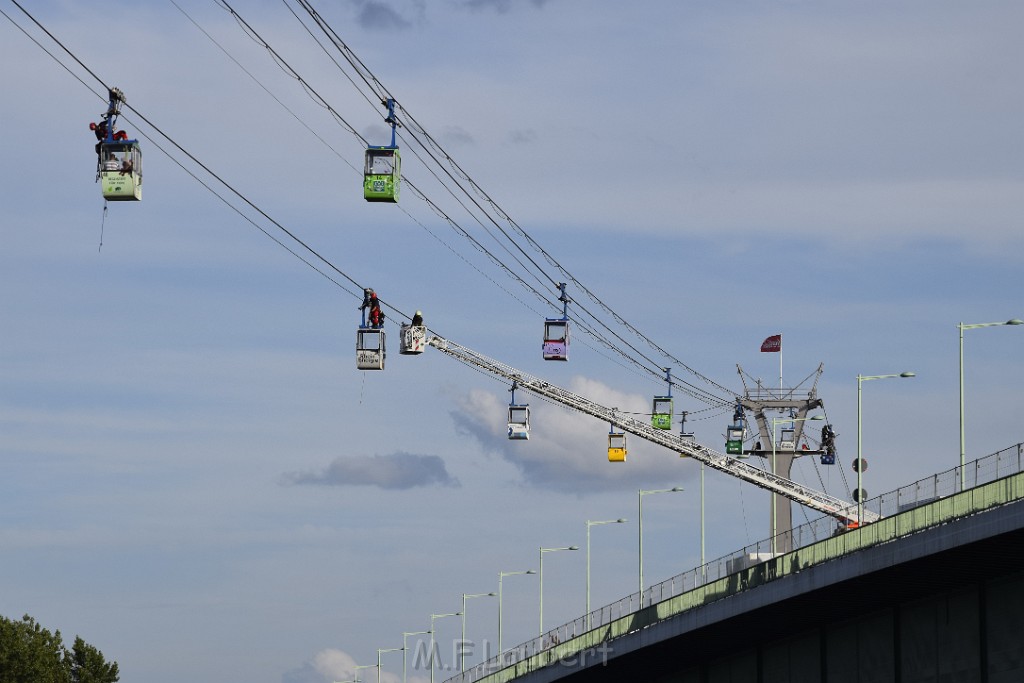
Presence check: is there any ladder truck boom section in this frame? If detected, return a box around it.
[428,336,876,526]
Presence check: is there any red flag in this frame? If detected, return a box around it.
[760,334,781,353]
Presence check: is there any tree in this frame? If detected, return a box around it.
[0,614,67,683]
[0,614,119,683]
[66,636,119,683]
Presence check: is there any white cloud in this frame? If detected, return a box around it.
[451,379,695,492]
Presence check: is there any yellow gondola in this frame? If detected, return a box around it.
[608,427,627,462]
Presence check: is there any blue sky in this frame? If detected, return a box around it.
[2,1,1022,682]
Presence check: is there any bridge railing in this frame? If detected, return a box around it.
[447,441,1024,683]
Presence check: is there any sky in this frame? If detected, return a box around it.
[1,1,1023,682]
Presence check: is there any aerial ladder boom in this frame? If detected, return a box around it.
[428,336,877,526]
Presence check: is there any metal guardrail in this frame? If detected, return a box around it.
[445,441,1024,683]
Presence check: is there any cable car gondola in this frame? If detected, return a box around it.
[820,423,837,465]
[725,424,746,456]
[356,288,386,370]
[507,382,530,440]
[608,424,627,462]
[91,88,142,201]
[356,327,386,370]
[677,410,695,458]
[542,283,570,361]
[725,401,747,457]
[364,98,401,203]
[652,396,673,429]
[652,368,673,430]
[777,427,796,451]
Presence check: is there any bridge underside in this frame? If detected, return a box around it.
[523,500,1024,683]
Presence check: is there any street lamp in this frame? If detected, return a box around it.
[429,612,462,683]
[638,487,683,594]
[377,648,402,683]
[539,545,578,636]
[769,415,823,553]
[353,664,377,683]
[402,631,429,683]
[959,319,1022,489]
[586,518,627,628]
[857,371,915,522]
[497,569,535,653]
[460,592,496,671]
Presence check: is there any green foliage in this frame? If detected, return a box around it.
[0,614,119,683]
[67,636,120,683]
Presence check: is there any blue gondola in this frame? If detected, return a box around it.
[364,98,401,203]
[542,283,570,361]
[820,423,837,465]
[508,382,530,440]
[91,88,142,201]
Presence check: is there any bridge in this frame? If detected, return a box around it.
[446,443,1024,683]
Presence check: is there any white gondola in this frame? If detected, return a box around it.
[508,404,530,440]
[91,88,142,201]
[356,327,386,370]
[400,324,426,355]
[99,141,142,201]
[778,428,796,451]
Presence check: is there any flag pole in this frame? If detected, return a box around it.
[779,334,783,397]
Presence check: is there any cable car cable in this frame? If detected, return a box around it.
[281,0,740,402]
[8,0,736,471]
[23,0,734,413]
[214,0,734,404]
[182,0,561,320]
[172,0,361,177]
[197,0,569,321]
[3,2,416,323]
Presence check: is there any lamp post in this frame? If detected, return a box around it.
[429,612,462,683]
[377,648,402,683]
[460,592,496,671]
[959,319,1022,489]
[353,664,377,683]
[638,486,683,594]
[539,545,578,636]
[498,569,535,653]
[402,631,429,683]
[586,518,627,628]
[769,415,823,553]
[857,371,915,522]
[700,463,705,582]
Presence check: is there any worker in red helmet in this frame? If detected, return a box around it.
[90,120,109,156]
[359,288,384,328]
